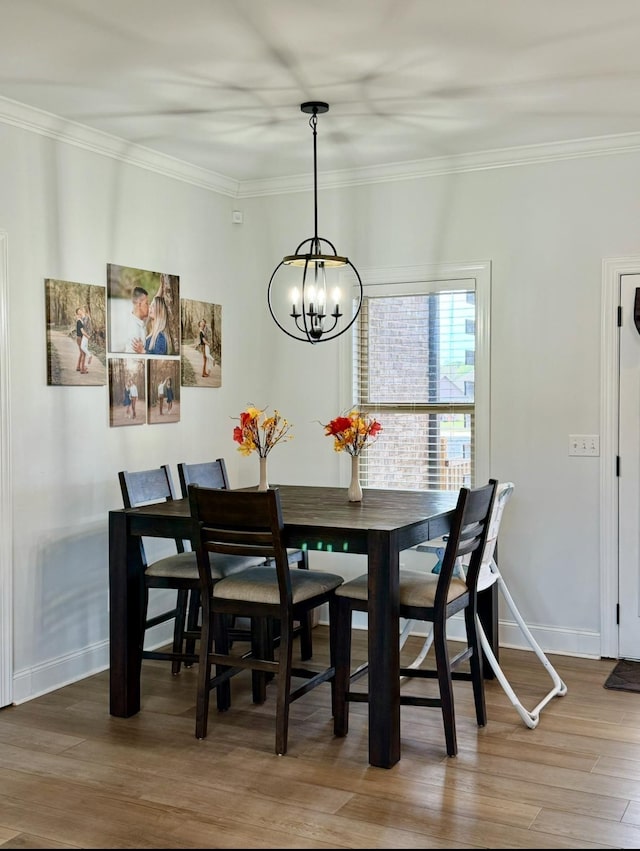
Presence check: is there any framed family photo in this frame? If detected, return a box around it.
[147,358,181,425]
[180,297,222,387]
[108,357,146,426]
[107,264,180,356]
[45,279,107,386]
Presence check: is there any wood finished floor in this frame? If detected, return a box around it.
[0,628,639,848]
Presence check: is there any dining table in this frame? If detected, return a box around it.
[109,483,499,769]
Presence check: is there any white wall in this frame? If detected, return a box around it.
[0,120,273,701]
[2,113,638,703]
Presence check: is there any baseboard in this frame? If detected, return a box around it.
[12,622,175,705]
[331,612,602,659]
[12,640,110,705]
[12,614,601,706]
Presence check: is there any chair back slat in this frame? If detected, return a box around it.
[119,464,176,508]
[204,540,277,559]
[177,459,230,497]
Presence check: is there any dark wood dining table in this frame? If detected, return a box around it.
[109,483,498,769]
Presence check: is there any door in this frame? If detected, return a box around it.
[619,273,640,658]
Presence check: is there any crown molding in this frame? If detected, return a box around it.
[239,131,640,197]
[3,94,640,200]
[0,95,239,197]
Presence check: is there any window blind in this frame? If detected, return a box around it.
[354,288,476,491]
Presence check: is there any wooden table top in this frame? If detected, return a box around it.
[114,483,458,533]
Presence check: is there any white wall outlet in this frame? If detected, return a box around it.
[232,210,243,224]
[569,434,600,456]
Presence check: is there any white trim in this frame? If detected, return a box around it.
[12,641,109,706]
[0,231,12,707]
[10,625,175,705]
[239,134,640,197]
[4,94,640,200]
[340,259,491,487]
[600,257,640,659]
[0,95,239,197]
[338,618,601,659]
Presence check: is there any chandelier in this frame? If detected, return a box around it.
[267,102,363,344]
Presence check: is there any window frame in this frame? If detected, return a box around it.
[338,260,491,489]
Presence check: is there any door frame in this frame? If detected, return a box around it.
[600,256,640,659]
[0,230,12,706]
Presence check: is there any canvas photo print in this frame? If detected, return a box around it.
[180,297,222,387]
[108,357,146,426]
[147,358,181,425]
[45,279,107,386]
[107,264,180,356]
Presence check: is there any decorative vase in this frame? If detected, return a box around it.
[258,455,269,491]
[348,453,363,503]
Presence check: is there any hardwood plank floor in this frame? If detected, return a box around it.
[0,628,639,848]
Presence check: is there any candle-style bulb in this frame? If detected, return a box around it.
[307,285,316,315]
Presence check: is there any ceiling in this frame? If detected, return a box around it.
[2,0,640,185]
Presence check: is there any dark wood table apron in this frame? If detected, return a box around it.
[109,484,498,769]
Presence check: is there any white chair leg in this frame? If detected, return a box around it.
[399,618,413,650]
[476,571,567,729]
[399,619,434,682]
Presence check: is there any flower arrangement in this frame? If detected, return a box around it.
[233,405,293,457]
[322,410,382,456]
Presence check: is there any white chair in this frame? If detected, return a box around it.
[409,481,567,728]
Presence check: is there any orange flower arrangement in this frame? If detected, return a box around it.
[322,410,382,456]
[233,406,293,457]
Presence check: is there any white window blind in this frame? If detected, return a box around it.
[354,286,477,491]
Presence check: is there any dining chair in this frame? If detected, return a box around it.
[188,484,344,755]
[414,482,567,727]
[331,478,497,758]
[177,458,313,660]
[118,464,264,677]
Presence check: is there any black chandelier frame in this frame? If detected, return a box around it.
[267,101,363,344]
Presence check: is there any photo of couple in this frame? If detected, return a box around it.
[147,359,181,425]
[108,357,146,427]
[180,297,222,388]
[45,279,107,386]
[107,264,180,356]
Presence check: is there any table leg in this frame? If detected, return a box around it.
[109,511,144,717]
[367,529,401,768]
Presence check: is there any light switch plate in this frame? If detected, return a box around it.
[569,434,600,456]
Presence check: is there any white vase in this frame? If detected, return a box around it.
[258,456,269,491]
[348,454,363,502]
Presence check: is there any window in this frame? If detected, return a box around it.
[344,263,490,491]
